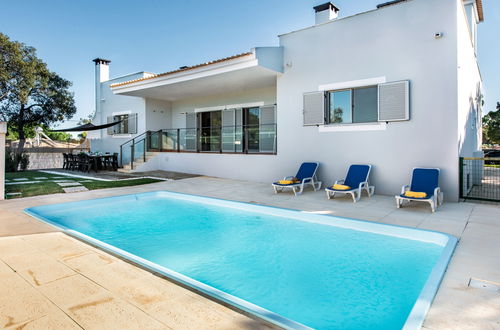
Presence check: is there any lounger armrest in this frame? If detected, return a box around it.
[358,181,368,189]
[401,185,410,194]
[335,179,345,185]
[284,176,295,180]
[434,187,441,197]
[301,177,313,183]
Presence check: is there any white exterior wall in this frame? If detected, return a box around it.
[170,86,276,127]
[145,99,172,131]
[90,72,147,153]
[277,0,460,200]
[457,0,482,157]
[137,86,278,175]
[98,0,483,202]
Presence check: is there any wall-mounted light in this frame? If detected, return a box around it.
[434,32,444,39]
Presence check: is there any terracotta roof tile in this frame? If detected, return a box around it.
[476,0,484,22]
[110,52,253,88]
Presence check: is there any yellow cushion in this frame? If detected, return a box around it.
[332,184,351,190]
[278,179,298,185]
[404,191,427,198]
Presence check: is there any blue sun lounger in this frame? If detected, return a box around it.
[272,162,322,196]
[325,164,375,202]
[395,168,443,212]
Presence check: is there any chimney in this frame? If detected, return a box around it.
[314,2,339,25]
[93,58,111,82]
[92,58,110,134]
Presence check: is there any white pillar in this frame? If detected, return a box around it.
[0,122,7,200]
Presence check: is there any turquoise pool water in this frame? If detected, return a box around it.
[26,191,456,329]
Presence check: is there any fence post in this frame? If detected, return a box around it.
[458,157,463,199]
[131,144,134,170]
[177,129,180,152]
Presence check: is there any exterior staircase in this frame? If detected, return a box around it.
[118,151,160,173]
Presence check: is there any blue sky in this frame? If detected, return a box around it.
[1,0,498,128]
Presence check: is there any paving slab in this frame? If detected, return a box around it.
[34,177,49,180]
[0,177,499,328]
[12,178,29,181]
[63,186,89,193]
[6,181,41,185]
[56,182,82,187]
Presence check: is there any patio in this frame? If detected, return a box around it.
[0,176,499,329]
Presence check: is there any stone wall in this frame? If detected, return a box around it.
[26,152,64,170]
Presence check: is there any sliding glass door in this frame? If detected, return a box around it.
[198,111,221,152]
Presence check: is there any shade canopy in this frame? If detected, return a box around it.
[50,121,121,132]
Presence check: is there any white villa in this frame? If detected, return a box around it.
[89,0,484,201]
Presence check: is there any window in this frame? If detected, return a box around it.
[327,86,378,124]
[193,106,276,154]
[107,113,137,135]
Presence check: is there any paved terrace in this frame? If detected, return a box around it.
[0,176,499,329]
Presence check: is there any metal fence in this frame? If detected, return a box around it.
[459,157,500,202]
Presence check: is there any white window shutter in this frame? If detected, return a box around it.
[185,112,196,128]
[378,81,410,122]
[222,109,235,126]
[259,105,276,125]
[185,112,197,151]
[107,116,114,135]
[127,113,137,134]
[303,92,325,126]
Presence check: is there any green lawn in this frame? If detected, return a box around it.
[5,171,162,199]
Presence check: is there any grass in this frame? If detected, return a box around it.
[5,171,163,199]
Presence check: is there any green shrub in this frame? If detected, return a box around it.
[5,149,29,172]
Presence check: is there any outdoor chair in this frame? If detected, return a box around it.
[325,164,375,202]
[395,167,443,212]
[272,162,322,196]
[62,153,69,169]
[67,154,78,170]
[111,153,119,170]
[78,154,92,173]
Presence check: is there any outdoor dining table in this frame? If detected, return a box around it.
[87,154,114,172]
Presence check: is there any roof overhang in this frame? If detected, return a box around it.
[111,47,283,101]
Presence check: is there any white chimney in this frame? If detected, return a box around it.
[314,2,339,25]
[93,58,110,82]
[92,58,110,137]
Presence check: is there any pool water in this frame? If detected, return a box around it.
[26,191,456,329]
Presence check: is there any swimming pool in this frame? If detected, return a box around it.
[25,191,456,329]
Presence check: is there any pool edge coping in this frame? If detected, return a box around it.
[23,189,458,330]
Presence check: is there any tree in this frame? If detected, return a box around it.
[0,33,76,153]
[483,102,500,145]
[77,115,92,141]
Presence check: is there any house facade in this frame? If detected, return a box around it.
[89,0,484,201]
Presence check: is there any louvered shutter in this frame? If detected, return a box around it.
[303,92,325,126]
[234,108,243,152]
[378,81,409,122]
[185,112,196,151]
[222,109,235,152]
[107,116,114,135]
[127,113,137,134]
[259,105,276,153]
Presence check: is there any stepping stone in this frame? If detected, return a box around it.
[56,182,82,187]
[6,181,41,185]
[78,180,95,183]
[13,178,29,181]
[51,176,68,179]
[63,186,89,193]
[6,192,22,196]
[53,180,74,183]
[34,177,48,180]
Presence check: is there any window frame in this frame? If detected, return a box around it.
[326,85,379,125]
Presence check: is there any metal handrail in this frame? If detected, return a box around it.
[120,124,278,168]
